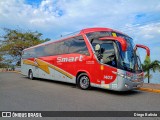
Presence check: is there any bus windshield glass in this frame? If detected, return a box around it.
[116,33,142,72]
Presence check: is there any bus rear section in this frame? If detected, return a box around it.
[21,27,150,91]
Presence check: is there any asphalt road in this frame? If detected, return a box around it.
[0,72,160,119]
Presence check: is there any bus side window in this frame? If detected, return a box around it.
[35,46,45,57]
[68,36,89,55]
[44,44,53,56]
[22,50,34,59]
[22,51,28,59]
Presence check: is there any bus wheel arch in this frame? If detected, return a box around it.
[76,71,91,90]
[28,69,34,80]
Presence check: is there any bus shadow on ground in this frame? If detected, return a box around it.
[91,87,143,96]
[23,76,143,96]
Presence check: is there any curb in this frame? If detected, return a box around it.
[0,71,21,74]
[138,87,160,93]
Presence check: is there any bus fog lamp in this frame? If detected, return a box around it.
[125,84,129,88]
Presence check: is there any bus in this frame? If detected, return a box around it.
[21,27,150,91]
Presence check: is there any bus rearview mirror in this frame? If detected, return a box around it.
[134,44,150,57]
[99,36,127,52]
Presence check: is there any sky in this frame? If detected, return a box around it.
[0,0,160,62]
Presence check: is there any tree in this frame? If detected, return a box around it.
[142,56,160,83]
[0,55,4,67]
[0,55,3,62]
[0,54,8,68]
[0,28,50,66]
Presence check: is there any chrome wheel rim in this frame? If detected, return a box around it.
[80,76,89,89]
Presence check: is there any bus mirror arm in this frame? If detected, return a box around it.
[99,36,127,52]
[134,44,150,57]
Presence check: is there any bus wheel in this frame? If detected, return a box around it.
[77,73,90,90]
[28,70,34,80]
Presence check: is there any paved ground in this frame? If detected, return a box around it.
[0,72,160,120]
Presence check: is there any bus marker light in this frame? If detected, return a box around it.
[100,65,104,70]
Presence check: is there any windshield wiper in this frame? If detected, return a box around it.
[121,61,134,72]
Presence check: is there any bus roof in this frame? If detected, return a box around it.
[80,27,113,34]
[23,27,126,51]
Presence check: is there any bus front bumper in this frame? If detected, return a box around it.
[115,77,144,91]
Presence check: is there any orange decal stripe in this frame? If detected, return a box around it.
[23,59,37,66]
[35,59,50,74]
[48,64,73,79]
[23,59,73,79]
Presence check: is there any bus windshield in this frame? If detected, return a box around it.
[115,33,143,73]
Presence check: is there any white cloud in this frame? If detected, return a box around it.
[123,22,160,61]
[0,0,160,61]
[126,23,160,44]
[1,0,160,31]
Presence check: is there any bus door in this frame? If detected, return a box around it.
[94,41,118,88]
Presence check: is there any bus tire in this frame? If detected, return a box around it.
[28,70,34,80]
[77,73,90,90]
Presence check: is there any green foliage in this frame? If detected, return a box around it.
[142,56,160,83]
[0,55,3,62]
[0,55,4,67]
[0,28,50,65]
[0,54,9,68]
